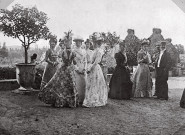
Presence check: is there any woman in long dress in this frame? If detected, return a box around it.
[85,39,94,64]
[83,37,108,107]
[58,38,66,61]
[40,35,59,89]
[38,33,79,107]
[73,37,86,104]
[109,41,132,100]
[100,44,109,82]
[132,39,152,98]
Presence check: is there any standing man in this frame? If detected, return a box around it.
[155,41,171,100]
[152,43,161,96]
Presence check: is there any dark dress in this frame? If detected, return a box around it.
[180,89,185,108]
[109,52,132,99]
[38,50,79,107]
[40,49,58,89]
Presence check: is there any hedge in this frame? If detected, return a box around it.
[0,66,16,80]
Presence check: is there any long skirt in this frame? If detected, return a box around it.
[109,66,132,99]
[38,64,79,107]
[180,89,185,108]
[73,72,85,104]
[83,64,108,107]
[100,65,108,82]
[132,63,152,97]
[40,63,58,89]
[155,67,169,100]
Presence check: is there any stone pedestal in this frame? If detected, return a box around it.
[16,63,36,90]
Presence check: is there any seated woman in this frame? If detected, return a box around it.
[30,53,38,64]
[30,53,42,89]
[38,31,79,107]
[109,41,132,100]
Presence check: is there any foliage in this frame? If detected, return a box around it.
[175,44,184,54]
[89,32,100,44]
[0,42,8,58]
[102,32,120,48]
[89,32,120,48]
[166,42,178,67]
[148,28,164,55]
[0,4,50,63]
[0,66,16,80]
[124,29,141,66]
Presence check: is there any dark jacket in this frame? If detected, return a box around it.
[155,50,171,71]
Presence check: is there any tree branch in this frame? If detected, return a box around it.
[16,33,24,44]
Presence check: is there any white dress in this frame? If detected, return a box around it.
[83,48,108,107]
[73,48,86,103]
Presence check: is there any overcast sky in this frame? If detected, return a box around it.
[0,0,185,48]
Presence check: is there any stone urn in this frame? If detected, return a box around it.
[15,63,36,91]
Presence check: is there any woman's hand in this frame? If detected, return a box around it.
[53,62,59,66]
[87,71,90,74]
[75,69,84,74]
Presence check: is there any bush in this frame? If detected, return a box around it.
[0,66,16,80]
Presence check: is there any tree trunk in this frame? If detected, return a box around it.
[24,47,28,64]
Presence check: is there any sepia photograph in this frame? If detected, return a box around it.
[0,0,185,134]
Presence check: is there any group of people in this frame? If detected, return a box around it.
[132,40,171,100]
[37,32,171,108]
[38,33,108,107]
[109,39,171,101]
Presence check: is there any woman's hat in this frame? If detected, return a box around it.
[141,39,150,45]
[59,36,65,44]
[160,40,167,46]
[94,33,103,41]
[96,35,103,41]
[49,34,57,43]
[119,40,125,46]
[85,39,92,44]
[73,36,84,42]
[63,30,73,43]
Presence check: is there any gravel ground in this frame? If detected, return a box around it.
[0,77,185,135]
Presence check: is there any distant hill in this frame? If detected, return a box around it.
[7,45,22,50]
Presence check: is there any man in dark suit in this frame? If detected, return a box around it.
[155,41,171,100]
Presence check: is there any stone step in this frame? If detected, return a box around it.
[0,79,20,91]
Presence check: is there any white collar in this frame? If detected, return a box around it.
[160,49,166,53]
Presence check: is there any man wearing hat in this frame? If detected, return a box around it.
[155,41,171,100]
[152,42,161,96]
